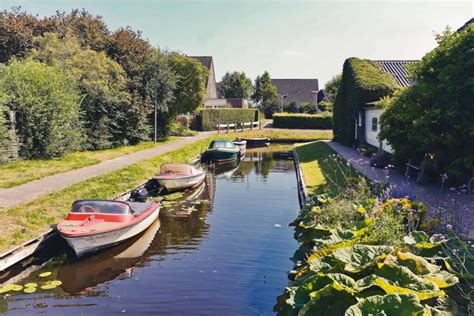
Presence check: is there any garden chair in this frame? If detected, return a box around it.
[405,158,425,184]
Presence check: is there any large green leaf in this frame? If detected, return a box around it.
[357,265,446,300]
[344,294,426,316]
[386,248,441,275]
[330,244,394,273]
[297,283,357,316]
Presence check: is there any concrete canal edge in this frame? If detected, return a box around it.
[293,145,309,209]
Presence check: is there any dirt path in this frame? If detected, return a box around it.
[0,133,213,209]
[326,141,474,237]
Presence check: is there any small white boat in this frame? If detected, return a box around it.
[233,139,247,150]
[57,200,160,258]
[153,163,206,192]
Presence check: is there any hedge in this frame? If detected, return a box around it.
[333,58,399,146]
[193,108,262,131]
[273,112,333,129]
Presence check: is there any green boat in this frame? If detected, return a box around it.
[201,140,240,163]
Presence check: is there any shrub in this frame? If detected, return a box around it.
[333,58,399,145]
[0,97,18,162]
[193,108,261,131]
[380,26,474,183]
[273,112,333,129]
[0,59,82,159]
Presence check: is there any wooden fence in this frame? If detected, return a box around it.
[217,121,262,134]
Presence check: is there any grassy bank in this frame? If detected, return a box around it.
[0,136,213,252]
[230,128,333,140]
[0,138,176,189]
[295,141,355,195]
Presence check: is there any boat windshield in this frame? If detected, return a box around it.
[210,141,235,149]
[71,200,131,215]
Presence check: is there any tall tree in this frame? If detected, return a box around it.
[31,33,130,149]
[0,59,82,159]
[219,71,253,99]
[252,71,280,118]
[168,54,209,115]
[324,73,342,102]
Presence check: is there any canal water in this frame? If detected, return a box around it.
[1,145,299,315]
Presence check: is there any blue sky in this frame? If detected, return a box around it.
[2,0,472,86]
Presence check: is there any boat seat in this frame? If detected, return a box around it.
[126,201,153,216]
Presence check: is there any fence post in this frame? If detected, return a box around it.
[217,125,220,134]
[259,121,262,130]
[234,122,237,133]
[226,123,229,134]
[250,121,253,130]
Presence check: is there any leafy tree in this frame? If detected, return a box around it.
[380,26,474,182]
[107,27,157,143]
[0,92,18,162]
[252,71,280,118]
[142,52,177,138]
[324,73,342,101]
[30,33,130,149]
[219,71,253,99]
[0,7,38,63]
[168,54,209,116]
[0,59,82,159]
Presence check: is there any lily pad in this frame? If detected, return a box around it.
[23,287,36,294]
[24,283,38,288]
[40,284,57,290]
[0,287,10,294]
[11,285,23,291]
[39,271,52,278]
[50,280,62,286]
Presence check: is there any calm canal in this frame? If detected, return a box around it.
[1,145,299,315]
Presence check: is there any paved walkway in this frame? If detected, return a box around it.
[0,132,214,209]
[326,142,474,237]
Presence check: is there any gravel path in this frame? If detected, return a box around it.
[0,133,213,209]
[326,141,474,237]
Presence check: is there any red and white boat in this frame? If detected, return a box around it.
[57,200,160,257]
[153,163,206,192]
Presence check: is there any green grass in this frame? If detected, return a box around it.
[295,141,355,195]
[0,136,215,253]
[226,128,333,140]
[0,138,176,188]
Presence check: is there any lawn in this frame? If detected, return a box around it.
[0,138,176,189]
[227,128,333,140]
[0,136,215,253]
[295,141,356,195]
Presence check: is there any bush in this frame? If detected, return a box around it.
[333,58,399,145]
[193,108,261,131]
[380,26,474,183]
[273,112,333,129]
[0,59,82,159]
[0,98,18,162]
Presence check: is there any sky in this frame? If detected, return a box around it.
[1,0,472,86]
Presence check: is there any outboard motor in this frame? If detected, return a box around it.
[130,187,149,202]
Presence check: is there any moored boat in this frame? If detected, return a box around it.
[232,139,247,150]
[57,200,160,258]
[153,163,206,193]
[240,137,270,147]
[201,140,240,163]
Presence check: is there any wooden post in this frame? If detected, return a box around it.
[226,123,229,134]
[259,121,262,130]
[217,125,220,134]
[234,122,237,133]
[242,122,244,132]
[250,121,253,130]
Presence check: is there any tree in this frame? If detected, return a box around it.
[252,71,280,118]
[30,33,131,149]
[142,52,177,139]
[0,92,18,162]
[219,71,253,99]
[0,59,82,159]
[324,74,342,102]
[0,7,38,63]
[168,54,209,116]
[380,26,474,182]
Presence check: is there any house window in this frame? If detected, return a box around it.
[372,117,378,132]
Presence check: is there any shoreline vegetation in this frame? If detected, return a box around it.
[278,141,473,315]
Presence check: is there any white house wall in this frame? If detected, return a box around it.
[364,108,394,153]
